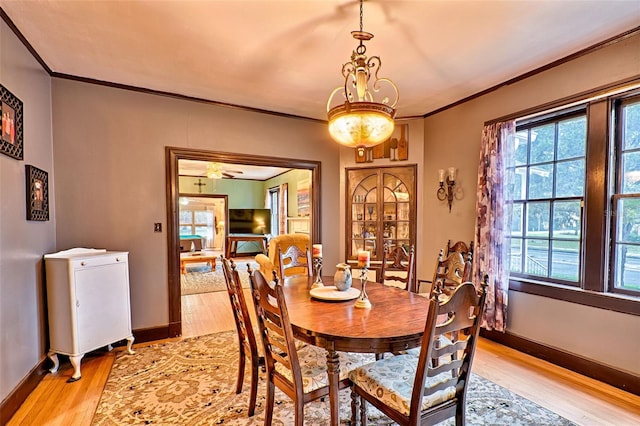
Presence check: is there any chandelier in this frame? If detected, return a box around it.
[327,0,399,148]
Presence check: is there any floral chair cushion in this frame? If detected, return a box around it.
[275,346,375,394]
[348,354,456,416]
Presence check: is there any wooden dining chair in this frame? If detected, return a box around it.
[349,275,489,426]
[248,269,371,425]
[430,249,472,298]
[278,243,312,279]
[220,257,260,417]
[378,243,416,292]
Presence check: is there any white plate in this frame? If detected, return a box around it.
[309,286,361,301]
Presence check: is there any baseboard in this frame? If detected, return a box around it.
[133,324,172,344]
[481,329,640,396]
[0,358,48,425]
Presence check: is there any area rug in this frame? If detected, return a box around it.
[92,331,577,425]
[181,260,257,296]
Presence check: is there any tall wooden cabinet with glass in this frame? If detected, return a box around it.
[346,165,417,264]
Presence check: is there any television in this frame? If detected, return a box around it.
[228,209,271,235]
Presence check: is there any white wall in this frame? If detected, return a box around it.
[421,32,640,374]
[51,78,341,331]
[0,19,54,401]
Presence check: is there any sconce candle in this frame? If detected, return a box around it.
[357,250,370,268]
[437,166,460,212]
[312,244,323,258]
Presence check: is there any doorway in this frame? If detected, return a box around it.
[165,147,321,337]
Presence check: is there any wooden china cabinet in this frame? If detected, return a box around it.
[346,165,417,266]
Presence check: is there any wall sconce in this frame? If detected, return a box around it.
[437,167,460,212]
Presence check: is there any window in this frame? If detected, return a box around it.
[508,87,640,308]
[269,187,280,235]
[179,208,214,248]
[611,97,640,295]
[510,112,586,285]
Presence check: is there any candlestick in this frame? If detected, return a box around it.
[354,266,372,309]
[312,244,323,258]
[312,256,324,288]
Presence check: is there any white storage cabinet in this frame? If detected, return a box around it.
[44,248,135,382]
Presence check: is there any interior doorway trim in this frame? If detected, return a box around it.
[165,146,321,337]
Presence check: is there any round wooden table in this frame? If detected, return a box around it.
[281,276,431,426]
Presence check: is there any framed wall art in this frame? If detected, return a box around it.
[25,165,49,221]
[1,83,24,160]
[297,178,310,217]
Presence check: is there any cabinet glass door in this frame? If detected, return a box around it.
[346,165,416,262]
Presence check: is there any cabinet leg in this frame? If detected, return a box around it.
[126,335,135,354]
[48,351,59,373]
[68,355,83,382]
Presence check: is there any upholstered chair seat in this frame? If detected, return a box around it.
[349,354,457,416]
[275,346,374,394]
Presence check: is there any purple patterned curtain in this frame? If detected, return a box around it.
[473,121,515,332]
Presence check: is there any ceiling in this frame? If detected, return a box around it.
[1,1,639,123]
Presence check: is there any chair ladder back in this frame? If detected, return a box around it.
[221,256,261,416]
[248,269,304,391]
[379,243,416,292]
[278,244,312,278]
[221,257,258,360]
[411,277,489,417]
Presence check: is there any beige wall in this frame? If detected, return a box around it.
[422,33,640,374]
[0,19,55,401]
[51,78,341,332]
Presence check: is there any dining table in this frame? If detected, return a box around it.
[281,275,432,426]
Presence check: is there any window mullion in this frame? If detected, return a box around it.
[583,99,610,292]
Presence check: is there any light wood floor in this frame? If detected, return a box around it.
[8,289,640,426]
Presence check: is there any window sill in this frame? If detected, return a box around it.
[509,278,640,316]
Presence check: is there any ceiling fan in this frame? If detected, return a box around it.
[205,162,244,179]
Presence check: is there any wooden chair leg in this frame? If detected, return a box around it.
[360,395,367,426]
[294,398,305,426]
[455,395,466,425]
[235,347,245,394]
[265,380,275,426]
[350,386,359,425]
[247,358,259,416]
